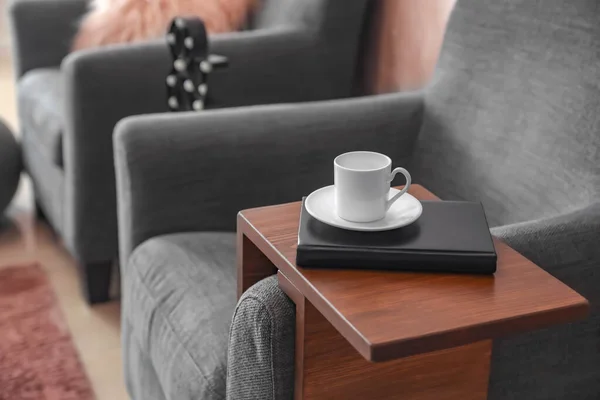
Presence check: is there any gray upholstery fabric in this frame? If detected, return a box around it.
[18,68,64,166]
[411,0,600,227]
[207,28,349,108]
[114,91,424,265]
[227,275,295,400]
[123,319,169,400]
[488,203,600,400]
[21,133,65,234]
[251,0,369,100]
[8,0,87,78]
[123,232,237,400]
[254,0,326,28]
[123,233,295,400]
[60,41,169,262]
[12,0,370,268]
[0,121,21,216]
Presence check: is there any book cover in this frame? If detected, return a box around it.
[296,200,497,274]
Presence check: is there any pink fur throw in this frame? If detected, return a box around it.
[72,0,257,51]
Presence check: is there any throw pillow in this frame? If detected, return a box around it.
[72,0,257,51]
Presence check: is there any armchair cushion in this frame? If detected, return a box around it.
[124,232,236,400]
[18,68,64,167]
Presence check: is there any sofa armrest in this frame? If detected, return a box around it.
[9,0,88,77]
[114,91,424,265]
[207,28,350,107]
[60,41,170,261]
[488,204,598,396]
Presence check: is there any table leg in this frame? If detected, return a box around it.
[278,271,492,400]
[237,231,277,299]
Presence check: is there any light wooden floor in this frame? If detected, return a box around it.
[0,58,129,400]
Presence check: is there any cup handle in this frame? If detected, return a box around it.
[386,167,412,210]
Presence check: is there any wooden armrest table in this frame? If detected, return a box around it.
[237,185,589,400]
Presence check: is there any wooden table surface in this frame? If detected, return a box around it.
[238,185,589,362]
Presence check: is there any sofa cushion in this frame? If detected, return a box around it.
[18,68,64,167]
[125,232,237,400]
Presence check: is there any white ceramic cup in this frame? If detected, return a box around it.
[334,151,412,223]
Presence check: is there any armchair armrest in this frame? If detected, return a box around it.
[489,204,599,394]
[227,275,295,399]
[207,28,351,107]
[114,91,424,265]
[9,0,88,77]
[60,41,171,261]
[491,204,600,293]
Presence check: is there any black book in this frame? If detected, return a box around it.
[296,199,497,274]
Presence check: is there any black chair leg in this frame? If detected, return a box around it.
[82,260,113,304]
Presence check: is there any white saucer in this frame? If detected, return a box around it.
[305,185,423,232]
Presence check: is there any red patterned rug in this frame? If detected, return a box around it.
[0,265,95,400]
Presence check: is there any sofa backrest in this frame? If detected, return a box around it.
[253,0,366,31]
[250,0,370,98]
[411,0,600,226]
[252,0,324,29]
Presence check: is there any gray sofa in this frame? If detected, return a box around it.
[9,0,369,303]
[115,0,600,398]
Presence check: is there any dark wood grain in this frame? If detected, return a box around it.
[238,185,589,362]
[278,270,491,400]
[236,231,277,299]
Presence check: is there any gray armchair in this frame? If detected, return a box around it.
[116,92,425,400]
[115,0,600,398]
[9,0,369,303]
